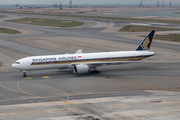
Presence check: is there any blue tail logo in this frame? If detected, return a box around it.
[136,30,155,51]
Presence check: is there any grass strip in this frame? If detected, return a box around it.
[154,34,180,42]
[5,17,84,27]
[2,12,180,24]
[140,34,180,42]
[119,25,179,32]
[0,27,21,34]
[0,15,7,18]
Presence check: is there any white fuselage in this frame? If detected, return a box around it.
[12,50,155,71]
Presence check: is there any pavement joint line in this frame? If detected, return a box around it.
[0,84,22,94]
[169,71,180,72]
[112,77,158,91]
[17,79,108,120]
[0,95,63,102]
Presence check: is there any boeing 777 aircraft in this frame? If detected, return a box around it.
[12,30,156,77]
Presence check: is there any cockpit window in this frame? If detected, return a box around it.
[14,62,20,64]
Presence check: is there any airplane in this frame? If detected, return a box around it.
[12,30,156,77]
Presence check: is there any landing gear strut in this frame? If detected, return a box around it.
[89,67,100,74]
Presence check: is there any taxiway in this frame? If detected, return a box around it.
[0,13,180,120]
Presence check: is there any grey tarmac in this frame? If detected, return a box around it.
[0,13,180,120]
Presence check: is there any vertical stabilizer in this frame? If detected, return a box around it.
[136,30,155,51]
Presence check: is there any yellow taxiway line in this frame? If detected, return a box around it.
[17,78,108,120]
[17,79,71,104]
[42,76,50,79]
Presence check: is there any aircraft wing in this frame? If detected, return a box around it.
[69,61,140,67]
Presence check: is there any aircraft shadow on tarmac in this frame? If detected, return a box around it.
[13,63,157,78]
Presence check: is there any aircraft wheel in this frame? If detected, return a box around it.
[90,70,100,74]
[90,71,95,74]
[23,73,27,77]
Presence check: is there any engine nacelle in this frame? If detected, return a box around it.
[74,65,89,74]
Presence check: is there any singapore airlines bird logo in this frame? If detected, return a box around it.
[141,37,150,50]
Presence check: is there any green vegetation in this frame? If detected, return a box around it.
[58,15,180,24]
[140,34,180,42]
[120,25,180,42]
[0,15,7,18]
[0,27,21,34]
[5,18,84,27]
[154,34,180,42]
[2,11,180,24]
[119,25,179,32]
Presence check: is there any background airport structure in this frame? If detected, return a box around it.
[0,4,180,120]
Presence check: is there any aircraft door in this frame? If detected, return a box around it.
[83,56,86,63]
[27,60,31,66]
[109,55,112,61]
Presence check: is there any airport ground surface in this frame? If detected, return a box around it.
[0,13,180,120]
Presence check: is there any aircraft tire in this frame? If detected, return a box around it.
[23,73,27,77]
[90,70,100,74]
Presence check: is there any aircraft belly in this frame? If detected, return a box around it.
[27,64,69,70]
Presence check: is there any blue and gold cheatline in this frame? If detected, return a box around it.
[31,55,153,66]
[136,30,155,51]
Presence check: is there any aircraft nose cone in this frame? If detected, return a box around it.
[12,64,16,68]
[12,63,19,69]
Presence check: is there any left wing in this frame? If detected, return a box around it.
[69,61,140,68]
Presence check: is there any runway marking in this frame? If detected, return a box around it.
[5,97,10,100]
[29,100,34,103]
[17,79,108,120]
[25,77,32,79]
[0,93,4,97]
[0,84,22,94]
[42,76,50,79]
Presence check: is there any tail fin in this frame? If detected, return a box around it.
[135,30,156,51]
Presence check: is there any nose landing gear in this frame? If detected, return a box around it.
[23,72,27,77]
[21,70,27,77]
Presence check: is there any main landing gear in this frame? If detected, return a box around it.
[90,70,100,74]
[89,67,100,74]
[21,70,27,77]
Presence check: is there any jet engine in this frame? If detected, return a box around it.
[74,65,89,74]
